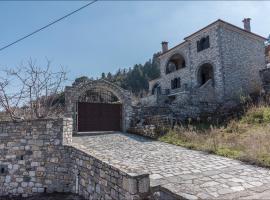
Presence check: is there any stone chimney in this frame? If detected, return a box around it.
[242,18,251,32]
[161,41,168,53]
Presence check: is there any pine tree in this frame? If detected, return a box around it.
[75,53,160,97]
[101,72,106,79]
[107,72,112,81]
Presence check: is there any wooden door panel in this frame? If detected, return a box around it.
[78,102,122,132]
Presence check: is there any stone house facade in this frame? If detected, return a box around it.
[266,44,270,66]
[141,19,266,117]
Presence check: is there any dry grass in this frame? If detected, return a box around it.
[159,104,270,167]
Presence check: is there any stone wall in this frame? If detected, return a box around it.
[0,118,73,197]
[188,23,224,102]
[0,118,151,199]
[266,45,270,64]
[140,95,157,106]
[260,68,270,95]
[154,22,224,104]
[158,42,191,91]
[219,23,266,100]
[128,106,174,139]
[67,146,150,200]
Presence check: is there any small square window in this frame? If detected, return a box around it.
[197,36,210,52]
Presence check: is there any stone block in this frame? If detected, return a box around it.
[138,177,150,193]
[5,176,11,183]
[21,182,28,188]
[37,188,44,193]
[123,177,137,194]
[95,183,101,194]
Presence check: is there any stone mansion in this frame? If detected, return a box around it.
[141,19,267,117]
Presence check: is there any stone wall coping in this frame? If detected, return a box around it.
[0,117,72,124]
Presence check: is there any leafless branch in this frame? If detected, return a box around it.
[0,59,67,121]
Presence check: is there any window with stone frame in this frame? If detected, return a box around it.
[197,36,210,52]
[171,77,181,89]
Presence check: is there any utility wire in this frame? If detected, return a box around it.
[0,0,98,52]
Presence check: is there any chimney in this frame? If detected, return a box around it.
[242,18,251,32]
[161,41,168,53]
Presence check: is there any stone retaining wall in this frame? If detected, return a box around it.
[68,146,150,200]
[0,118,73,197]
[0,118,150,199]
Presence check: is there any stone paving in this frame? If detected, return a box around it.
[72,132,270,199]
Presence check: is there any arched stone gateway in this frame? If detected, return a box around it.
[65,79,132,133]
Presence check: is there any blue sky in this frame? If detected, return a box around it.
[0,1,269,84]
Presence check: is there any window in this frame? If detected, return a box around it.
[197,36,210,52]
[171,77,181,89]
[166,54,186,74]
[152,83,161,95]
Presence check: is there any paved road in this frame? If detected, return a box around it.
[72,132,270,199]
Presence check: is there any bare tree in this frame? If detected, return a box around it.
[0,59,67,121]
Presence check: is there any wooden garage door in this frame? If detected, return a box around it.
[77,102,122,132]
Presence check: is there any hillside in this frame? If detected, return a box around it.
[74,53,161,96]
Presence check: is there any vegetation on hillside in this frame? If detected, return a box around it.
[74,53,160,96]
[159,103,270,168]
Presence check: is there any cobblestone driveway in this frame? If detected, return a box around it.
[72,132,270,199]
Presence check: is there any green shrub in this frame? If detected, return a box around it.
[215,147,241,159]
[241,105,270,124]
[257,153,270,166]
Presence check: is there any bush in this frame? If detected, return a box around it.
[215,147,241,159]
[241,105,270,124]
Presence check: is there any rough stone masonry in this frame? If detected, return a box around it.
[0,118,150,200]
[141,19,266,119]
